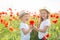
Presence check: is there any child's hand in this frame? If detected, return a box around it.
[32,24,36,29]
[29,25,34,32]
[29,25,34,29]
[32,24,38,32]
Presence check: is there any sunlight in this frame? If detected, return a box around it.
[0,0,60,13]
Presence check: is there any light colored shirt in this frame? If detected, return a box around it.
[20,22,30,40]
[38,19,50,39]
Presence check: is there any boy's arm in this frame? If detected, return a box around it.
[21,25,33,35]
[22,28,32,35]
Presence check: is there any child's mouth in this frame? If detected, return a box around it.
[26,19,28,21]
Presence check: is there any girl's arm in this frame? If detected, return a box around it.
[39,26,49,33]
[21,25,33,35]
[33,25,49,33]
[33,27,38,32]
[33,25,38,32]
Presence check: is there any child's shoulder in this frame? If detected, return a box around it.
[20,22,28,26]
[43,19,50,24]
[20,22,26,28]
[45,19,50,22]
[44,19,50,25]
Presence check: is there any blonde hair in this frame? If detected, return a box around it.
[19,12,29,19]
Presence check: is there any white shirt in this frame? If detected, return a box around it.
[38,19,50,39]
[20,22,30,40]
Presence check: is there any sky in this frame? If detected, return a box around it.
[0,0,60,14]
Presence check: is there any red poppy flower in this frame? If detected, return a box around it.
[1,19,5,23]
[10,14,13,17]
[52,19,58,24]
[29,20,34,26]
[50,14,54,18]
[10,12,13,17]
[46,34,50,38]
[9,27,14,31]
[9,8,12,11]
[0,19,3,23]
[33,15,36,18]
[5,24,8,28]
[0,19,8,28]
[4,12,7,15]
[4,21,8,28]
[55,15,59,19]
[2,11,5,14]
[42,37,46,40]
[37,15,40,18]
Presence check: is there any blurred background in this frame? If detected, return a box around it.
[0,0,60,40]
[0,0,60,14]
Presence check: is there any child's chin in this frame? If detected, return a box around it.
[42,17,45,19]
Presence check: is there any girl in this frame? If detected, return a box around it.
[19,12,33,40]
[33,9,50,40]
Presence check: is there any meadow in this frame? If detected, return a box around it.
[0,9,60,40]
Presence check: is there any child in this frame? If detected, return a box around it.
[19,12,33,40]
[33,9,50,40]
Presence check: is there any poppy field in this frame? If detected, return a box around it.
[0,8,60,40]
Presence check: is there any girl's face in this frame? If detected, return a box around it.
[40,11,48,20]
[22,14,29,22]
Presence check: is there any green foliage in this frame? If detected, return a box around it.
[0,16,60,40]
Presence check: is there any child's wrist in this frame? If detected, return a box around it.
[30,29,32,32]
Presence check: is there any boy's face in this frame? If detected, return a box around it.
[22,14,29,21]
[40,11,48,19]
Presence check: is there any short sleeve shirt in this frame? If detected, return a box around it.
[38,19,50,39]
[20,22,30,40]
